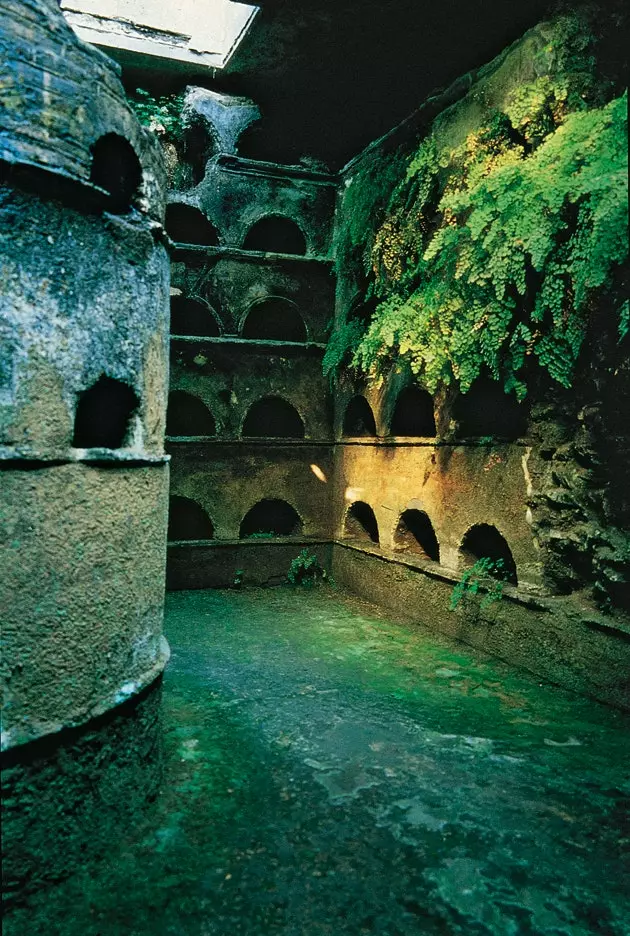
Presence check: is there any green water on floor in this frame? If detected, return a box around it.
[10,587,630,935]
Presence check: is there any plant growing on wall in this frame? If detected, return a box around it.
[329,14,629,399]
[129,89,184,140]
[287,549,330,587]
[449,558,508,611]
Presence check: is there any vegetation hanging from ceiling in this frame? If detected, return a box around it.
[326,14,629,398]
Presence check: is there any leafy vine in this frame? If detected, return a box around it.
[329,14,629,399]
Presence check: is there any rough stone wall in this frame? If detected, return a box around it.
[170,251,334,342]
[184,155,336,256]
[1,0,170,901]
[321,10,629,707]
[333,442,541,587]
[157,89,336,588]
[330,13,629,617]
[170,342,332,440]
[331,545,630,711]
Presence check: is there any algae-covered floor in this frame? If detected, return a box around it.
[15,588,630,935]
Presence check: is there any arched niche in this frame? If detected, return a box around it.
[460,523,518,585]
[344,501,379,544]
[73,376,138,449]
[390,386,436,437]
[242,397,305,439]
[242,216,307,256]
[180,117,216,187]
[170,296,221,337]
[241,297,307,343]
[454,378,528,440]
[165,203,220,246]
[342,396,376,438]
[235,121,266,160]
[239,499,303,538]
[166,391,216,437]
[90,134,142,213]
[168,496,214,542]
[393,509,440,561]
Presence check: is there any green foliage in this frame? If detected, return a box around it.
[330,15,629,398]
[322,319,366,383]
[449,558,508,611]
[287,549,330,587]
[354,93,628,398]
[335,144,409,276]
[129,89,184,140]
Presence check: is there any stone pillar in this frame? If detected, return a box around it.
[0,0,170,902]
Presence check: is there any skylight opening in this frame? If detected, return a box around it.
[61,0,260,70]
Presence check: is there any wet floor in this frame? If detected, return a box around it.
[13,587,630,935]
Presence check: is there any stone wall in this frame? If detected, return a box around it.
[160,91,337,589]
[1,0,170,901]
[325,9,629,706]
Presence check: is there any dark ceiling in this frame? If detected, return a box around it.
[127,0,556,170]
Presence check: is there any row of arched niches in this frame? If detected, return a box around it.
[170,293,324,344]
[166,381,529,441]
[156,86,335,257]
[167,495,518,585]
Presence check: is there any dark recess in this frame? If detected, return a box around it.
[343,396,376,437]
[170,297,221,337]
[394,509,440,560]
[391,387,437,437]
[345,501,379,544]
[240,499,303,537]
[166,204,220,245]
[168,496,214,540]
[242,298,307,342]
[90,134,142,213]
[243,216,307,255]
[167,390,216,436]
[454,378,528,439]
[73,377,138,449]
[243,397,305,438]
[460,523,518,584]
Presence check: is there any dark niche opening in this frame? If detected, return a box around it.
[241,298,307,342]
[90,134,142,213]
[166,204,219,246]
[181,118,216,187]
[73,376,139,449]
[390,387,436,437]
[344,501,379,544]
[235,121,266,161]
[454,378,528,440]
[460,523,518,585]
[170,297,221,337]
[342,396,376,437]
[239,499,303,538]
[242,397,305,439]
[168,496,214,541]
[166,391,216,437]
[242,216,307,256]
[394,509,440,561]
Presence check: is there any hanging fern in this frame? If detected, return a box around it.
[352,93,628,399]
[329,13,628,398]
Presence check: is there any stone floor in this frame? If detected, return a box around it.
[9,587,630,935]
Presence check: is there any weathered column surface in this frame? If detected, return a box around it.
[0,0,170,902]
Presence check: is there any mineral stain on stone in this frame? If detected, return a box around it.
[8,587,629,936]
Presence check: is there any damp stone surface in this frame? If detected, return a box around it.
[6,587,629,936]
